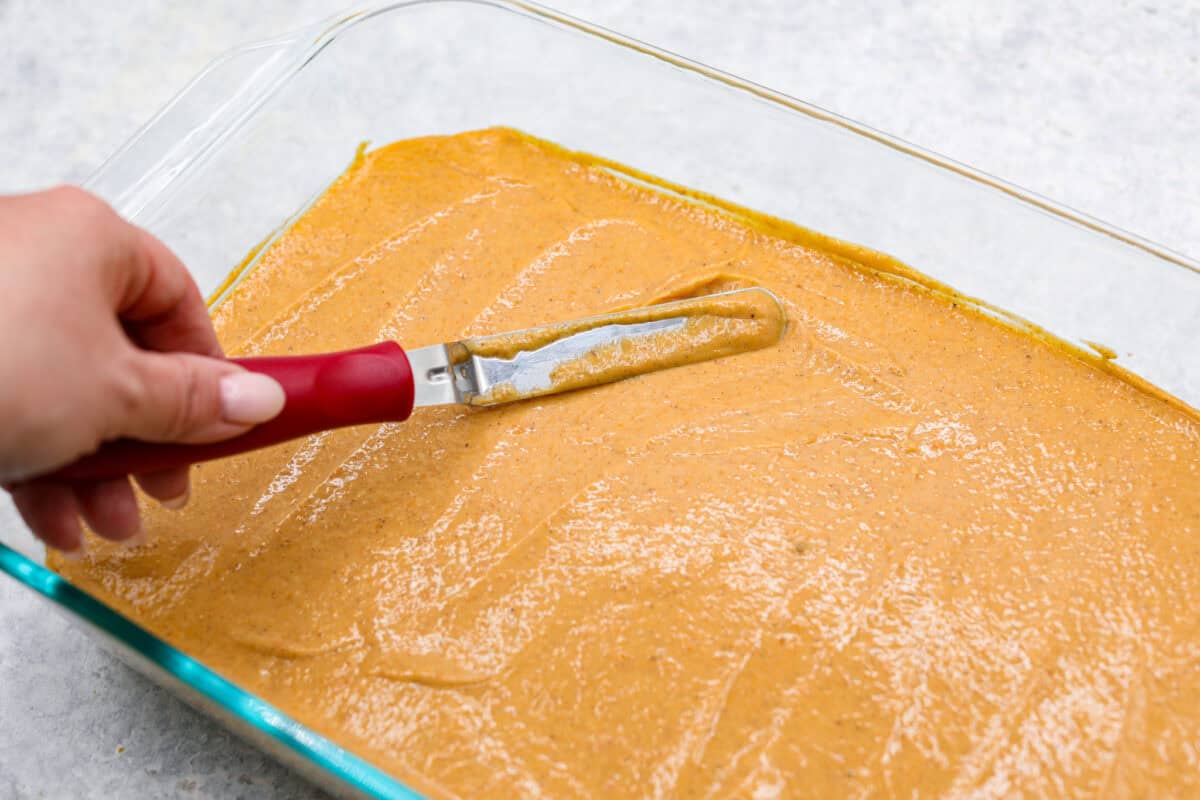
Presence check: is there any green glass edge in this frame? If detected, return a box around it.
[0,543,425,800]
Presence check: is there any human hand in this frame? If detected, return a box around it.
[0,187,284,557]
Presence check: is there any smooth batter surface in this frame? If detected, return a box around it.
[54,129,1200,798]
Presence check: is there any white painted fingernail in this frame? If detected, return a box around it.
[160,485,190,511]
[219,373,285,425]
[60,541,87,562]
[120,529,148,549]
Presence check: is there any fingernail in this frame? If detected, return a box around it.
[120,529,148,549]
[160,485,190,511]
[219,372,285,425]
[60,541,87,562]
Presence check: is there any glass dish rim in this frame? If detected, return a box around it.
[3,2,1197,798]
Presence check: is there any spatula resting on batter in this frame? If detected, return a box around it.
[52,287,785,481]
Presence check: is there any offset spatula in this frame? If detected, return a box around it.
[52,288,785,481]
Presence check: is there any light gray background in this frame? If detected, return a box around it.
[0,1,1197,797]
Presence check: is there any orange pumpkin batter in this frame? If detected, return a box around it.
[54,128,1200,798]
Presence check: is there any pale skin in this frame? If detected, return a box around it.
[0,187,285,557]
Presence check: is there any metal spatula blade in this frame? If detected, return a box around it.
[411,287,785,407]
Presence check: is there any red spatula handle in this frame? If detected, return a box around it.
[49,342,416,482]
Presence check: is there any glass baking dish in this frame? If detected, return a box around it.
[2,1,1198,797]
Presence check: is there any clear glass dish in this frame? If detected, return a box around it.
[2,2,1198,797]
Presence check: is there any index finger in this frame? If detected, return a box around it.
[117,227,224,358]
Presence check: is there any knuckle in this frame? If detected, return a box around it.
[155,361,201,441]
[171,362,208,438]
[48,184,103,215]
[110,354,148,429]
[149,358,220,441]
[48,185,123,238]
[45,184,90,205]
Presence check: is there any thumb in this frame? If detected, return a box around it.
[117,351,286,444]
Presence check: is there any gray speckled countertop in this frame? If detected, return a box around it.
[0,1,1197,797]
